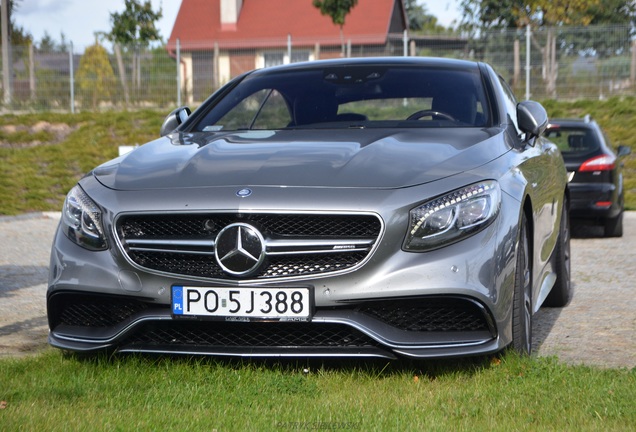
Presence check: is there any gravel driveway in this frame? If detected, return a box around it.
[1,212,634,368]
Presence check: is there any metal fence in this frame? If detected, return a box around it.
[1,24,635,112]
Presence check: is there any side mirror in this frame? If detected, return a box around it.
[517,100,548,139]
[160,106,191,137]
[617,145,631,157]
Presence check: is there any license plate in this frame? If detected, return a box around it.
[171,286,312,321]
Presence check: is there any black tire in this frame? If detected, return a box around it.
[512,214,532,355]
[604,211,623,238]
[544,198,572,307]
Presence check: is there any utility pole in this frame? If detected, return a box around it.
[1,0,13,106]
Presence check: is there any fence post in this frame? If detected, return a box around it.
[29,43,36,102]
[69,41,75,114]
[1,0,12,106]
[513,39,520,89]
[176,38,181,107]
[287,34,292,63]
[525,25,531,101]
[631,39,636,88]
[213,42,220,89]
[403,30,408,57]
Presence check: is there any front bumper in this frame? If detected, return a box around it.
[48,291,500,359]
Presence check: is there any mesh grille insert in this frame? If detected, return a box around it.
[50,294,150,328]
[123,321,381,349]
[117,213,382,280]
[356,298,490,332]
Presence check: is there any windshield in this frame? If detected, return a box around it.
[193,65,491,132]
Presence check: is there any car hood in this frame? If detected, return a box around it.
[94,128,508,190]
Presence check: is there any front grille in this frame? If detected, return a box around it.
[123,321,381,349]
[116,212,382,280]
[356,298,492,333]
[49,293,150,328]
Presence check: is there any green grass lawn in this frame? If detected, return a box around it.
[0,98,635,215]
[0,350,634,431]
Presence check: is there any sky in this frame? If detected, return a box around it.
[14,0,461,52]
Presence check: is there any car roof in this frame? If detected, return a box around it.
[549,116,597,128]
[249,56,484,76]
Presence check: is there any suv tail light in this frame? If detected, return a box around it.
[579,154,616,172]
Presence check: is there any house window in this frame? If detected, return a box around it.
[290,51,310,64]
[263,52,285,68]
[262,51,311,68]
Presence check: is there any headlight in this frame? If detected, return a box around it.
[404,180,500,252]
[61,185,107,250]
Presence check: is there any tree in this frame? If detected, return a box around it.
[459,0,611,29]
[405,0,454,34]
[312,0,358,54]
[312,0,358,27]
[0,0,32,46]
[76,41,116,109]
[109,0,162,46]
[39,31,69,53]
[557,0,636,58]
[38,31,55,51]
[2,0,31,104]
[458,0,632,97]
[108,0,163,103]
[459,0,518,31]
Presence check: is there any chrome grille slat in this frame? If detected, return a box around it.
[267,238,375,248]
[129,247,217,256]
[127,239,216,247]
[266,247,371,256]
[116,212,382,280]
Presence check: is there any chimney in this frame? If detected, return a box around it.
[220,0,242,30]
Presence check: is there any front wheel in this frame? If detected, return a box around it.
[512,214,532,355]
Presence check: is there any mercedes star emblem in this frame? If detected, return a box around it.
[236,188,252,197]
[215,223,266,276]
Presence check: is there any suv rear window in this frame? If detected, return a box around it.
[545,127,599,156]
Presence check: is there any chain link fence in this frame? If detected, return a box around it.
[1,24,634,112]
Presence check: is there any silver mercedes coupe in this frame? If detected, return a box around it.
[48,57,571,359]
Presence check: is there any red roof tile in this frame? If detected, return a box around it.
[168,0,407,50]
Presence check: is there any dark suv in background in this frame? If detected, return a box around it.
[546,116,631,237]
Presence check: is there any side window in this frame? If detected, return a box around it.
[252,90,291,129]
[498,76,519,131]
[209,89,291,131]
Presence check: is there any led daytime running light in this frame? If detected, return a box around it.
[404,180,500,252]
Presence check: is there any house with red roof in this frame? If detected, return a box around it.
[167,0,408,102]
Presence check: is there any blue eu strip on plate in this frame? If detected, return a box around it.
[172,285,184,315]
